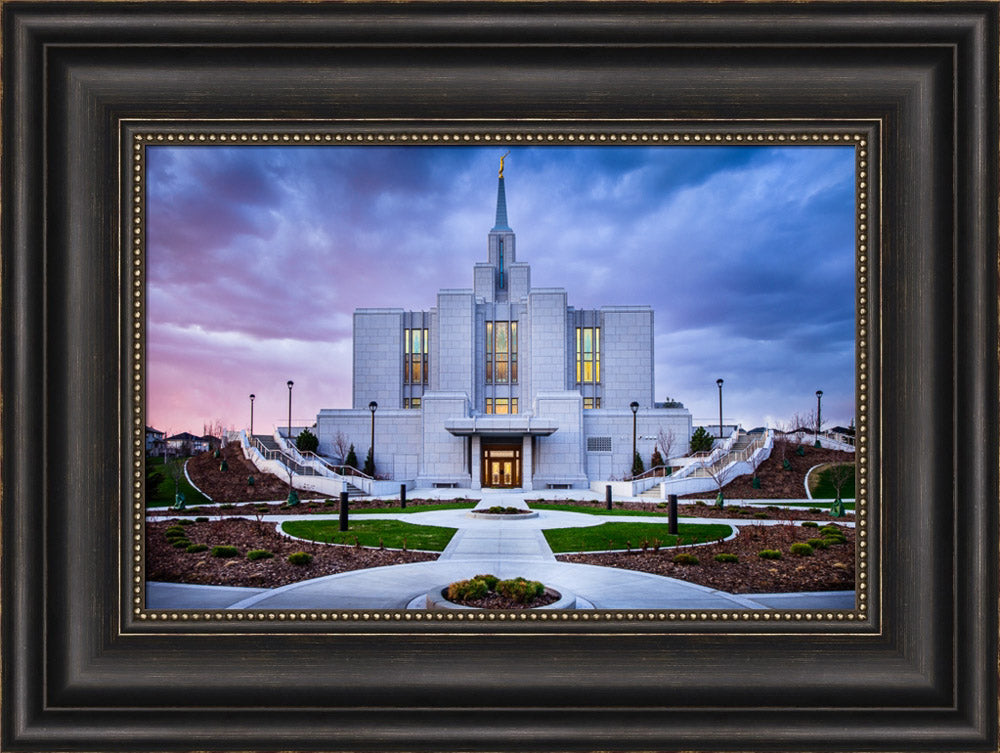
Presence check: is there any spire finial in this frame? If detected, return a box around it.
[499,150,510,178]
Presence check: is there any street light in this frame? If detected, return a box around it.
[815,389,823,448]
[368,401,378,475]
[630,401,639,475]
[717,378,724,439]
[286,380,296,503]
[249,393,255,438]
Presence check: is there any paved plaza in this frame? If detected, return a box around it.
[147,490,855,611]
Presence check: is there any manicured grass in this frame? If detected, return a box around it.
[145,456,211,508]
[350,502,476,514]
[281,519,457,551]
[811,463,856,500]
[543,522,733,554]
[529,503,671,517]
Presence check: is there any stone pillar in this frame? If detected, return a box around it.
[521,434,533,491]
[471,435,482,490]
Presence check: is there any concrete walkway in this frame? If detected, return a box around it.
[147,490,855,611]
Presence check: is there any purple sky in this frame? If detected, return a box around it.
[146,144,856,437]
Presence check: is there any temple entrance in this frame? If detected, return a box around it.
[481,443,522,488]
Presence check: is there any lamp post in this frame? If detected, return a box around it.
[286,380,297,504]
[368,401,378,475]
[815,389,823,448]
[717,378,724,439]
[249,393,255,438]
[630,401,639,475]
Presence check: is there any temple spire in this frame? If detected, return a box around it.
[492,152,511,231]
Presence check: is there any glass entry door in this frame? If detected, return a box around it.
[481,444,522,488]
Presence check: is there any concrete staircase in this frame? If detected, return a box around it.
[252,434,366,497]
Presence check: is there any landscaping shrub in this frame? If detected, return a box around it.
[631,451,645,477]
[345,444,359,470]
[219,503,235,510]
[758,549,782,560]
[195,516,209,523]
[694,500,706,507]
[505,506,522,514]
[753,512,769,519]
[473,573,499,590]
[714,553,739,563]
[656,502,668,508]
[171,539,192,548]
[766,505,780,512]
[488,506,505,513]
[287,551,313,566]
[496,577,546,604]
[447,578,489,601]
[185,543,209,553]
[178,519,195,525]
[295,427,319,454]
[689,426,714,453]
[247,549,274,561]
[790,542,814,556]
[806,538,829,549]
[672,552,699,565]
[164,525,186,536]
[820,525,841,534]
[210,545,239,558]
[801,521,819,528]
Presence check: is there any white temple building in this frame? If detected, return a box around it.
[313,164,692,490]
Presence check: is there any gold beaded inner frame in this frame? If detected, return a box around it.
[126,123,875,633]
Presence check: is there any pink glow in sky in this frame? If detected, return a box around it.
[146,145,856,437]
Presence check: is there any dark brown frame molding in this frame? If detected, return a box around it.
[2,2,997,751]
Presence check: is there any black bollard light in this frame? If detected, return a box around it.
[668,494,678,536]
[400,484,407,509]
[339,490,349,532]
[605,484,612,511]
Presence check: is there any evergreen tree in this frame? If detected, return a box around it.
[363,447,375,477]
[689,426,714,453]
[650,447,665,470]
[296,427,319,453]
[346,444,358,469]
[631,451,645,477]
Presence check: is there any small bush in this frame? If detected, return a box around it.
[164,525,186,536]
[178,519,195,525]
[247,549,274,561]
[195,516,209,523]
[801,521,820,528]
[447,578,489,601]
[656,502,668,508]
[219,503,235,510]
[694,500,706,507]
[473,573,499,590]
[211,545,239,558]
[820,525,841,535]
[496,577,546,604]
[714,553,738,563]
[488,506,505,514]
[823,534,847,545]
[287,551,313,566]
[807,537,830,549]
[255,504,271,512]
[673,552,699,565]
[171,539,192,548]
[766,505,780,512]
[790,542,814,556]
[753,512,769,519]
[758,549,782,560]
[505,506,522,514]
[186,543,209,553]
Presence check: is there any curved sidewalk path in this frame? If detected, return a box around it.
[147,493,854,611]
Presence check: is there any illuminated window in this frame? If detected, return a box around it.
[411,397,421,409]
[494,398,509,414]
[485,398,492,414]
[576,327,601,384]
[486,320,518,384]
[404,328,429,385]
[583,397,601,409]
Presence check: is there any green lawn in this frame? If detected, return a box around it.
[350,502,476,514]
[529,503,670,517]
[281,519,457,551]
[145,456,211,508]
[811,463,856,500]
[744,500,856,511]
[543,522,733,554]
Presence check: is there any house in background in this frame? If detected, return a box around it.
[145,426,165,455]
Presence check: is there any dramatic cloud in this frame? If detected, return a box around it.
[146,144,856,435]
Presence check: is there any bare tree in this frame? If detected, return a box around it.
[331,431,351,463]
[771,420,792,470]
[656,427,676,463]
[825,462,855,517]
[699,458,728,508]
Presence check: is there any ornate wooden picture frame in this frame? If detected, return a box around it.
[2,3,997,751]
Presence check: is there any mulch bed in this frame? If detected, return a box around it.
[185,444,324,503]
[558,523,855,594]
[683,443,854,499]
[447,589,560,610]
[146,518,436,588]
